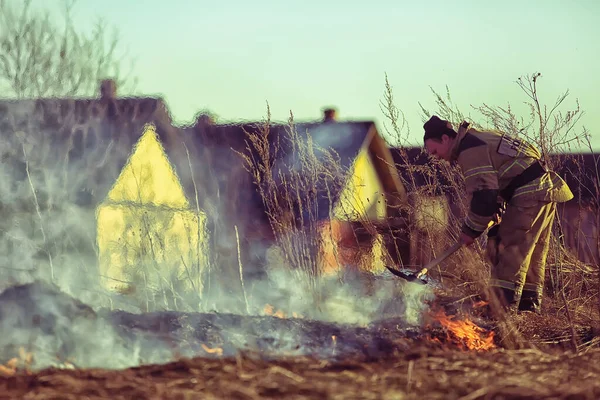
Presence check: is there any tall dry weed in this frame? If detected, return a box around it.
[382,71,599,348]
[237,104,350,300]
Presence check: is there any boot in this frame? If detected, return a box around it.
[518,290,541,314]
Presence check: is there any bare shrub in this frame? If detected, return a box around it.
[237,104,350,299]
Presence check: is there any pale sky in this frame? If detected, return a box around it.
[28,0,600,150]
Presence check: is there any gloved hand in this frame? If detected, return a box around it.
[492,202,506,225]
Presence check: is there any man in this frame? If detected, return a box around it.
[422,115,573,313]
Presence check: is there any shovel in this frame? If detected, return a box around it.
[385,241,464,285]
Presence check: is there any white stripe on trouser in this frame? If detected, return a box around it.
[523,282,539,293]
[489,279,516,291]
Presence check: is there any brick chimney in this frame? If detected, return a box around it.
[322,107,337,123]
[196,112,215,126]
[100,79,117,99]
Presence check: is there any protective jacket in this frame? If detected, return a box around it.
[449,121,573,239]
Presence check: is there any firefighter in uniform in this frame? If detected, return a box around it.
[422,115,573,313]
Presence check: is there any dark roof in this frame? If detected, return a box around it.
[166,122,269,237]
[174,120,377,237]
[279,121,375,222]
[0,97,178,209]
[280,121,373,168]
[0,95,405,237]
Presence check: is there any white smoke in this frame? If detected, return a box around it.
[241,246,435,327]
[0,282,146,370]
[0,100,437,372]
[0,100,172,370]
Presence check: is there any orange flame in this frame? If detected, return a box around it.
[0,360,17,377]
[201,344,223,357]
[0,347,33,376]
[263,304,303,319]
[430,309,496,351]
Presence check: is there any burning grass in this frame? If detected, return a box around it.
[0,281,496,370]
[0,273,599,400]
[425,307,496,351]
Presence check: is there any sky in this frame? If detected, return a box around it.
[26,0,600,150]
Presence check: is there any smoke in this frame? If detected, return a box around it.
[0,100,127,300]
[0,276,432,371]
[0,100,162,370]
[0,281,140,370]
[242,253,435,327]
[0,100,437,373]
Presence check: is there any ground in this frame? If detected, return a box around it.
[2,346,600,400]
[1,311,599,400]
[0,282,599,399]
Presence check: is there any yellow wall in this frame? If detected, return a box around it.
[96,124,208,295]
[319,148,388,275]
[333,148,387,221]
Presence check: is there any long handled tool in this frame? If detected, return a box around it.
[413,241,464,279]
[385,241,464,285]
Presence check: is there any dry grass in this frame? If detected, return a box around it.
[236,105,353,298]
[2,348,600,399]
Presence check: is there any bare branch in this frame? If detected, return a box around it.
[0,0,137,98]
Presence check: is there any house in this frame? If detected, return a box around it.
[177,111,412,297]
[0,81,209,306]
[95,123,208,298]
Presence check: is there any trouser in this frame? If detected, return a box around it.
[488,200,556,312]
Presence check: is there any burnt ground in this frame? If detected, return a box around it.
[0,281,599,399]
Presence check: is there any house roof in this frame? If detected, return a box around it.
[175,120,405,238]
[270,121,380,222]
[0,90,408,234]
[0,96,179,209]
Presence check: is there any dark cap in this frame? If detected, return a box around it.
[423,115,456,142]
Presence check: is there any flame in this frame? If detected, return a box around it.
[0,359,18,377]
[263,304,303,319]
[331,335,337,356]
[429,308,496,351]
[0,347,33,376]
[201,344,223,357]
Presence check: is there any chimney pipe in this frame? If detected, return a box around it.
[196,112,216,126]
[323,107,337,123]
[100,79,117,99]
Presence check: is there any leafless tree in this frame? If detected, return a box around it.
[0,0,137,98]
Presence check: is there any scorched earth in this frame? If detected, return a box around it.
[0,280,599,400]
